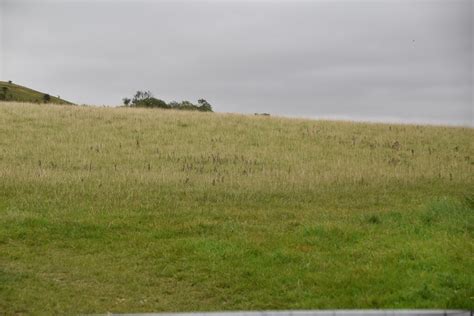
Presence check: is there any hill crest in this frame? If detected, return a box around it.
[0,80,73,105]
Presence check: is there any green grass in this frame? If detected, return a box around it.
[0,81,73,105]
[0,102,473,314]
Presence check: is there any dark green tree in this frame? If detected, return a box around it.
[122,98,131,106]
[130,90,168,108]
[197,99,213,112]
[131,90,153,105]
[43,94,51,103]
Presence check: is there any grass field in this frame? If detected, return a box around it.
[0,102,473,314]
[0,81,73,105]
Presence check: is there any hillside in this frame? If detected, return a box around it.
[0,102,473,313]
[0,80,73,104]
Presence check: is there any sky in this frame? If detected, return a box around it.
[1,0,473,125]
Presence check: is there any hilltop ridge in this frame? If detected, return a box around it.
[0,80,73,104]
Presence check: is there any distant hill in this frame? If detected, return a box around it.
[0,81,73,105]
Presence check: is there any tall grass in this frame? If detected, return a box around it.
[0,102,473,313]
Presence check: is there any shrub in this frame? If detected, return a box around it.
[197,99,213,112]
[43,94,51,103]
[122,98,131,106]
[123,91,214,112]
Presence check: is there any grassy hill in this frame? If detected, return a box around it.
[0,102,473,313]
[0,80,73,104]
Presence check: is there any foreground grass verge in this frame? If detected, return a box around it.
[0,102,473,313]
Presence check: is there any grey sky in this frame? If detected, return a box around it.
[1,0,472,125]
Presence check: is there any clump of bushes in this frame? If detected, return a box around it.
[122,90,213,112]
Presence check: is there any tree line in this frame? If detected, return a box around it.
[122,91,213,112]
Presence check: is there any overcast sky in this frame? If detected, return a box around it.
[1,0,472,125]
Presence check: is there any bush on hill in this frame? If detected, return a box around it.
[123,90,213,112]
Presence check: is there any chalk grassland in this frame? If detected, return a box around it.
[0,81,73,105]
[0,102,473,314]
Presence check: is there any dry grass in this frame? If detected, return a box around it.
[1,102,471,190]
